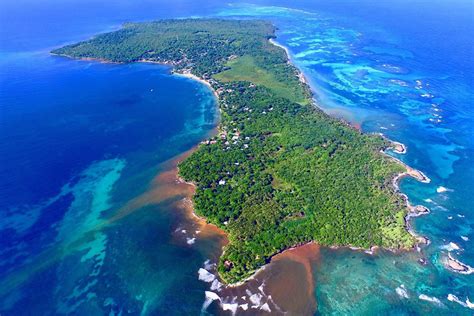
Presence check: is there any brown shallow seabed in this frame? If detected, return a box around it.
[257,243,320,315]
[130,146,321,314]
[203,243,320,316]
[110,145,228,240]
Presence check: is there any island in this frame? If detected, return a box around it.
[53,19,425,284]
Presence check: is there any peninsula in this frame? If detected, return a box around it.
[53,19,421,284]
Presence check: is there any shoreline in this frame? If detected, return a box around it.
[270,38,310,87]
[50,52,122,64]
[382,143,432,248]
[51,53,219,99]
[268,38,432,252]
[172,71,220,99]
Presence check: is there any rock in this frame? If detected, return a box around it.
[444,253,474,274]
[392,142,407,154]
[448,257,469,272]
[416,236,429,245]
[413,205,430,216]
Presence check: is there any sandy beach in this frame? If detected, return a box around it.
[173,71,220,99]
[269,38,311,86]
[269,38,291,58]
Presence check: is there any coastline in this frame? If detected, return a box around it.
[381,138,432,248]
[167,52,325,288]
[269,38,291,60]
[172,71,218,98]
[170,149,229,242]
[51,31,433,287]
[384,149,432,247]
[268,38,432,252]
[270,38,310,87]
[50,52,122,64]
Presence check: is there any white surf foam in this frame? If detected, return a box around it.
[447,294,474,310]
[445,253,474,275]
[467,298,474,309]
[396,284,409,299]
[448,294,464,305]
[210,279,223,291]
[203,259,215,270]
[249,292,263,307]
[186,237,196,245]
[198,268,216,283]
[419,294,443,306]
[222,302,239,315]
[202,291,221,311]
[267,295,285,313]
[437,186,452,193]
[239,303,249,311]
[260,303,271,312]
[461,236,469,241]
[440,242,460,251]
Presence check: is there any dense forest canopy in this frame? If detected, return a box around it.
[54,19,413,284]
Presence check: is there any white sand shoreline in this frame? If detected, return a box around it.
[270,38,310,86]
[172,71,219,99]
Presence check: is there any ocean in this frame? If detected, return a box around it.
[1,0,472,315]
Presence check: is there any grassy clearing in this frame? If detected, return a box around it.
[214,55,307,105]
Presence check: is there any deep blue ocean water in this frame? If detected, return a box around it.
[1,0,473,314]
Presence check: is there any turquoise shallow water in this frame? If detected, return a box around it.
[1,0,473,315]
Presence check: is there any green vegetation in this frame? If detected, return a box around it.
[214,55,308,104]
[55,19,413,284]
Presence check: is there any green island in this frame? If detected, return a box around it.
[53,19,416,284]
